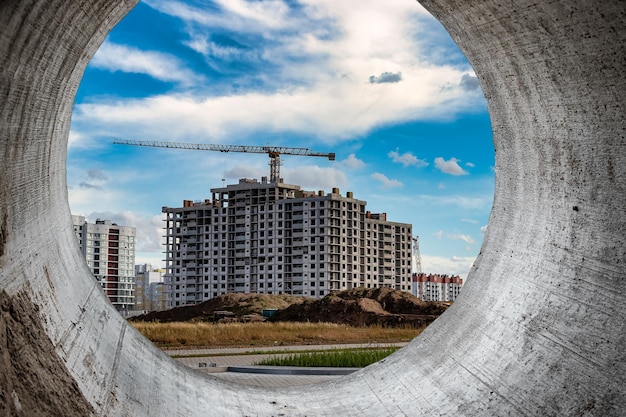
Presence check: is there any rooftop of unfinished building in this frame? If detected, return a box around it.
[164,177,366,209]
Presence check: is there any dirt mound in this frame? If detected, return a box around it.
[358,297,387,315]
[270,287,449,327]
[130,293,308,322]
[131,288,449,328]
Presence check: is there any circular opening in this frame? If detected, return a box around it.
[67,0,493,382]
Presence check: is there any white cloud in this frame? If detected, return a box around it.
[371,172,403,188]
[81,211,164,254]
[73,65,474,144]
[216,163,348,191]
[184,35,243,59]
[68,168,120,212]
[77,169,108,190]
[433,230,443,239]
[68,130,85,148]
[215,0,294,30]
[134,252,166,270]
[388,149,428,168]
[90,41,203,86]
[416,194,490,210]
[343,153,366,169]
[224,165,265,181]
[421,254,476,280]
[68,130,113,151]
[461,218,478,224]
[448,233,476,244]
[459,73,480,91]
[465,161,475,168]
[74,0,482,144]
[434,157,468,176]
[283,165,347,190]
[146,0,298,32]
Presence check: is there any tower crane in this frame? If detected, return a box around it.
[412,235,423,274]
[113,139,335,184]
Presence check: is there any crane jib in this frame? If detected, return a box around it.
[113,138,335,183]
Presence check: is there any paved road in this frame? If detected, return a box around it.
[165,342,408,387]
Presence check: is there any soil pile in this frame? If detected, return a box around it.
[130,293,307,322]
[270,287,448,327]
[131,288,449,327]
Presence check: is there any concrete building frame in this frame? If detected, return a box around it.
[0,0,624,416]
[163,178,412,306]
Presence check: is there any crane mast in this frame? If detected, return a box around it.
[113,139,335,184]
[412,236,422,274]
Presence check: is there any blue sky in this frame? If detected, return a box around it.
[68,0,494,280]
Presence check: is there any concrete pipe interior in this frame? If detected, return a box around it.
[1,0,624,416]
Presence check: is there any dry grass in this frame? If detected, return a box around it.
[131,321,426,349]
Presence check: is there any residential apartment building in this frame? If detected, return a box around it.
[72,215,136,313]
[134,264,169,312]
[411,273,463,302]
[163,178,413,307]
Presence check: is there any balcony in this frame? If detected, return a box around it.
[292,247,305,255]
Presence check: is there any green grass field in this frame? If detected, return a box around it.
[254,347,401,367]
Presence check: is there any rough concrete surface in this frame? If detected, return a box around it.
[0,0,624,416]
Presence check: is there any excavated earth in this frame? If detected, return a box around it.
[0,290,94,417]
[270,287,448,327]
[130,293,308,322]
[131,288,448,327]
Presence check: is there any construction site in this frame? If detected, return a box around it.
[113,140,415,307]
[1,1,624,416]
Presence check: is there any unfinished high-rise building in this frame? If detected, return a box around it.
[163,178,413,306]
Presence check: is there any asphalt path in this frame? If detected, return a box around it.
[165,342,409,387]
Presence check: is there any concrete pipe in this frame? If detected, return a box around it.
[0,0,624,415]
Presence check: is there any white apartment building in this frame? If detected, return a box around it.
[72,215,136,313]
[411,273,464,302]
[163,178,413,307]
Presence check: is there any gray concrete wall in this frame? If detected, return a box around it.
[0,0,624,416]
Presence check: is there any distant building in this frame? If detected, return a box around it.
[148,281,169,311]
[72,215,136,313]
[134,264,169,311]
[162,178,413,307]
[411,273,463,302]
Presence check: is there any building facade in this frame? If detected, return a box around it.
[72,216,136,313]
[411,273,463,302]
[134,264,169,312]
[163,178,413,306]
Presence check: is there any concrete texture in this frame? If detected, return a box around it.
[207,371,345,388]
[0,0,624,416]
